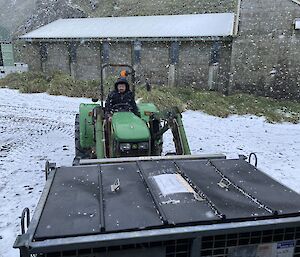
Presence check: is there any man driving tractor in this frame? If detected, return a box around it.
[105,76,139,119]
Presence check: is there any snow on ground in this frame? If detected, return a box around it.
[0,88,299,256]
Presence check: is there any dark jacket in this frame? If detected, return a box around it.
[105,78,138,116]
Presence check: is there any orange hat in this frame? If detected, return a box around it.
[120,70,127,77]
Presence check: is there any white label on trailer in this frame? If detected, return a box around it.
[152,174,194,196]
[276,241,295,257]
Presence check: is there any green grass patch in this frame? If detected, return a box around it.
[136,86,184,111]
[0,72,49,92]
[47,72,99,98]
[1,72,299,123]
[0,71,101,98]
[136,86,300,124]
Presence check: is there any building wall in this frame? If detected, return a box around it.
[106,42,132,81]
[19,39,233,92]
[231,0,300,99]
[177,41,211,88]
[175,41,232,92]
[140,42,169,85]
[109,42,132,64]
[17,42,41,71]
[44,43,69,74]
[75,42,101,80]
[217,42,233,93]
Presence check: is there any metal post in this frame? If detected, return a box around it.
[133,40,141,89]
[21,208,30,235]
[100,65,104,108]
[168,41,179,87]
[39,42,48,73]
[234,0,242,36]
[68,42,78,78]
[0,43,3,66]
[208,41,220,91]
[190,237,201,257]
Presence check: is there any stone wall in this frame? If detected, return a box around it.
[16,42,41,71]
[175,41,232,92]
[106,42,132,81]
[109,42,132,64]
[43,43,69,74]
[19,39,233,92]
[140,42,169,85]
[75,42,101,80]
[231,0,300,99]
[177,41,211,88]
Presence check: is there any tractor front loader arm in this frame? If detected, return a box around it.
[153,107,191,155]
[93,106,105,159]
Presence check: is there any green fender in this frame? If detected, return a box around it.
[79,103,99,149]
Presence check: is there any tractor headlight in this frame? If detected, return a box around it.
[138,142,149,150]
[119,143,131,151]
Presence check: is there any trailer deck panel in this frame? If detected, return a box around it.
[175,160,271,219]
[34,166,102,239]
[212,159,300,214]
[33,158,300,241]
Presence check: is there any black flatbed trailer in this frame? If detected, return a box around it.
[14,154,300,257]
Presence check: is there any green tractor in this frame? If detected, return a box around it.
[74,64,191,163]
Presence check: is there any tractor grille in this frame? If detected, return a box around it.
[201,227,300,257]
[119,148,149,157]
[37,239,192,257]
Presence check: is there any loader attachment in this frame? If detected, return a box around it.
[14,154,300,257]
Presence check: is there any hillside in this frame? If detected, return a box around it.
[0,0,37,39]
[0,25,10,41]
[14,0,87,37]
[0,0,237,38]
[72,0,237,17]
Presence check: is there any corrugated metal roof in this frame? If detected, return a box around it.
[20,13,235,40]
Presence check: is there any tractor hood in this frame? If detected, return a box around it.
[112,112,150,142]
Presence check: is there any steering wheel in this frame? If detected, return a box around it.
[111,103,133,112]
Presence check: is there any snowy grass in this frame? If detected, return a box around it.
[137,86,300,123]
[0,72,100,97]
[1,72,300,123]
